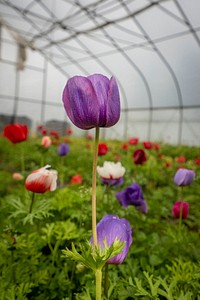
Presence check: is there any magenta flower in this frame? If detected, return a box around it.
[174,168,195,186]
[62,74,120,130]
[91,215,132,264]
[172,201,189,219]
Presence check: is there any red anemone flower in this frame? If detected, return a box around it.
[4,123,28,144]
[42,129,47,135]
[133,149,147,165]
[25,165,57,193]
[165,162,171,168]
[71,174,83,184]
[194,157,200,165]
[153,143,160,151]
[122,143,129,151]
[128,138,138,145]
[143,141,153,150]
[67,129,73,135]
[98,143,108,156]
[176,155,186,163]
[37,125,43,131]
[50,130,60,139]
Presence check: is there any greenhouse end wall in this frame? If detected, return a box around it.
[0,27,200,146]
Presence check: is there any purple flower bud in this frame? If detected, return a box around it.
[174,168,195,186]
[91,214,132,264]
[62,74,120,130]
[58,143,70,156]
[116,182,144,208]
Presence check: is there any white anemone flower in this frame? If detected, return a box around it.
[97,161,125,179]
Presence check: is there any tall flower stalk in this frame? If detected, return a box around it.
[104,264,109,298]
[91,127,102,298]
[96,269,102,300]
[178,187,184,235]
[62,73,122,299]
[91,127,100,247]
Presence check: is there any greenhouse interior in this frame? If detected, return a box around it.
[0,0,200,299]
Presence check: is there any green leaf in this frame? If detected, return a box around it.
[62,238,125,271]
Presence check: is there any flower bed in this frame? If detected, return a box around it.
[0,134,200,299]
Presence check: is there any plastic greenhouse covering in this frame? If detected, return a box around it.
[0,0,200,145]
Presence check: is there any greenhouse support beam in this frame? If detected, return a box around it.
[73,4,153,140]
[11,67,20,124]
[40,58,48,125]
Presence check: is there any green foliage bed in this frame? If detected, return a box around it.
[0,136,200,300]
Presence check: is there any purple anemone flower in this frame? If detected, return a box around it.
[138,200,148,214]
[101,177,124,186]
[62,74,120,130]
[116,182,144,207]
[58,143,70,156]
[174,168,195,186]
[91,214,132,265]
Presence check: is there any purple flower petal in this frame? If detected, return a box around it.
[101,177,124,186]
[138,200,148,214]
[174,168,195,186]
[116,182,146,210]
[105,76,120,127]
[58,143,70,156]
[62,74,120,130]
[87,74,110,126]
[91,214,132,265]
[116,191,129,207]
[63,76,99,129]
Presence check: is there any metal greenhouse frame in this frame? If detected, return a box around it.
[0,0,200,145]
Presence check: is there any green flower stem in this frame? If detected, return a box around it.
[29,192,35,214]
[178,200,183,238]
[60,156,65,186]
[104,263,109,299]
[20,143,25,173]
[40,152,44,167]
[92,127,100,247]
[52,240,61,265]
[11,247,16,283]
[178,187,184,238]
[95,269,102,300]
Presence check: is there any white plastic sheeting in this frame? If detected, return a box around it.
[0,0,200,145]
